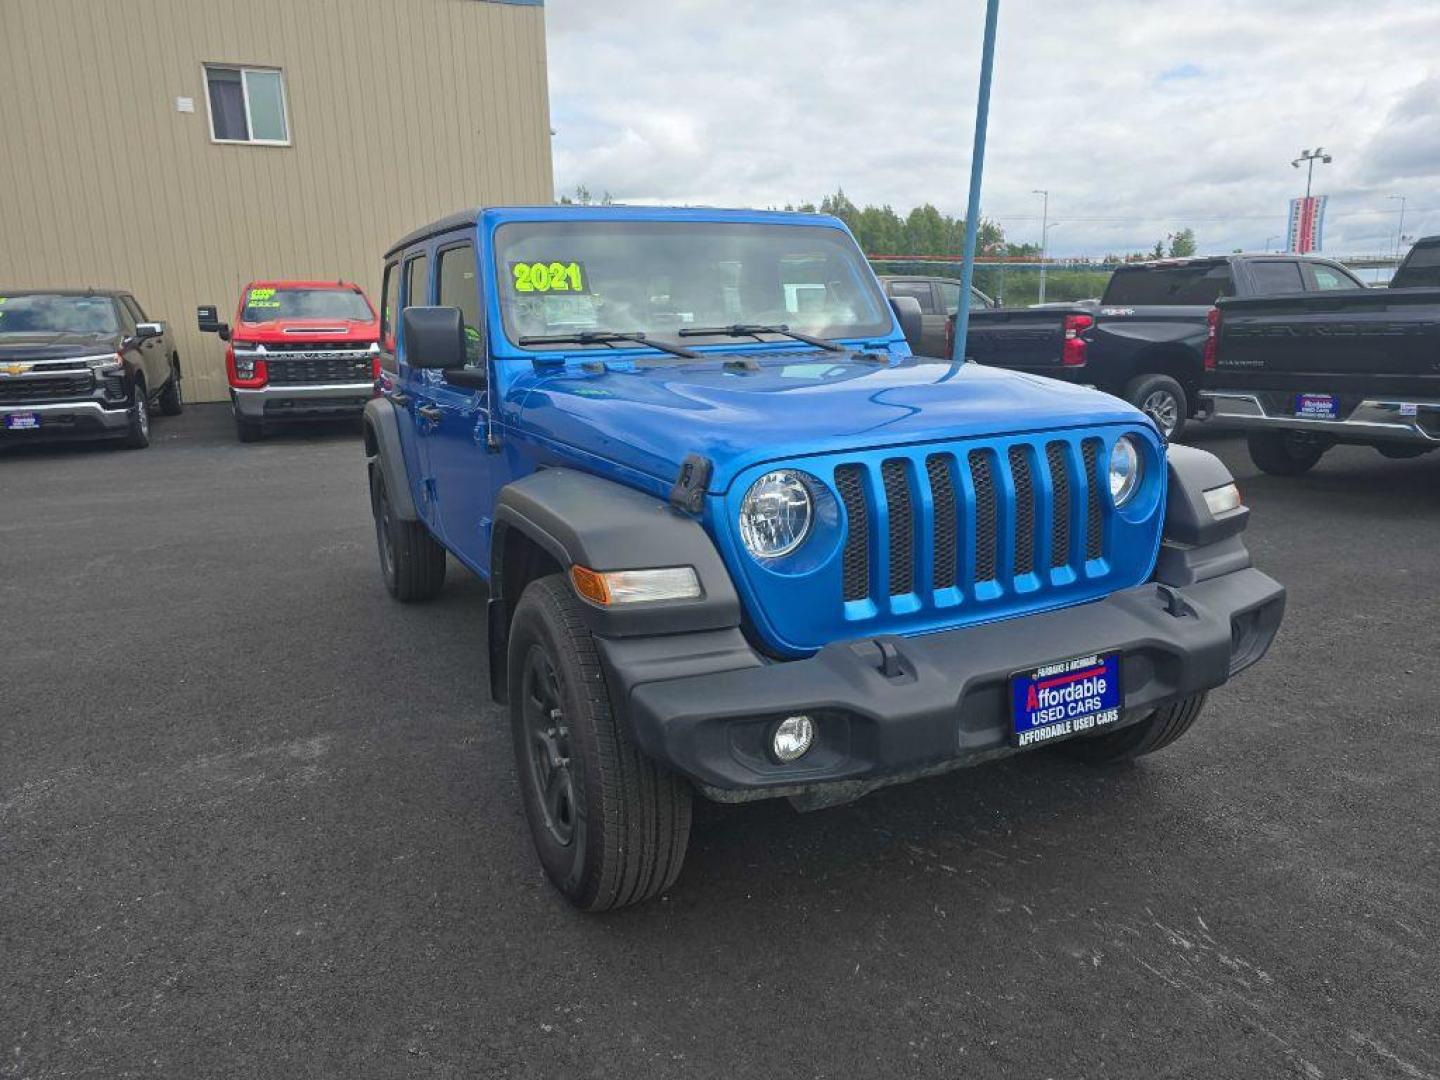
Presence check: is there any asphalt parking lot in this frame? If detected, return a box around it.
[3,405,1438,1079]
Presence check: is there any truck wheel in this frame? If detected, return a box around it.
[235,416,264,443]
[158,358,184,416]
[369,466,445,601]
[122,379,151,449]
[1059,694,1207,765]
[1125,374,1187,440]
[508,574,692,911]
[1247,430,1327,476]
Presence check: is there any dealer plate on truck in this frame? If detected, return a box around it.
[1295,393,1339,420]
[1011,652,1121,748]
[4,413,39,431]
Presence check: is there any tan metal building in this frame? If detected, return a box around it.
[0,0,554,402]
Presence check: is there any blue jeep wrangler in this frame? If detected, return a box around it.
[364,206,1285,911]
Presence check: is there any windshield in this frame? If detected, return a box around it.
[0,294,119,335]
[1102,264,1234,305]
[1392,243,1440,288]
[242,287,374,323]
[494,220,893,349]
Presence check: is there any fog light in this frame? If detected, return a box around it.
[771,715,815,763]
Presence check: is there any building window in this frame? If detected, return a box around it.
[205,65,290,145]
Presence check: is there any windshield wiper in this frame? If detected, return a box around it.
[517,330,700,360]
[677,324,847,353]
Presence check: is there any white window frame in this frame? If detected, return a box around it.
[202,64,292,147]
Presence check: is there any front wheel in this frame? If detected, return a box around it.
[1125,374,1188,441]
[1058,694,1207,765]
[508,574,692,911]
[1247,430,1328,476]
[122,381,150,449]
[158,359,183,416]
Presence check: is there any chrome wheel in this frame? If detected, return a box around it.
[134,394,149,437]
[1141,390,1179,435]
[521,646,576,847]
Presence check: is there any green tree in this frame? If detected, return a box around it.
[1167,228,1197,257]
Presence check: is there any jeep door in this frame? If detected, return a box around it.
[397,250,443,531]
[422,240,494,568]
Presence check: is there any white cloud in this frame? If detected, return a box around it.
[545,0,1440,256]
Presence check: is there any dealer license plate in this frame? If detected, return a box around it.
[4,412,40,431]
[1295,393,1339,420]
[1011,652,1122,748]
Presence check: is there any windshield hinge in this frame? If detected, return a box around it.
[668,454,713,513]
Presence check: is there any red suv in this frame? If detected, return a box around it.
[197,281,380,442]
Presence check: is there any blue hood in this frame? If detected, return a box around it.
[515,353,1149,492]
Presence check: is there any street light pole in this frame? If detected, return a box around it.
[1032,188,1049,304]
[1264,235,1280,252]
[1291,147,1332,200]
[1388,194,1407,257]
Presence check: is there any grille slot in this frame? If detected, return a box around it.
[266,354,373,385]
[1082,438,1104,561]
[969,450,998,583]
[1045,441,1071,567]
[925,455,957,590]
[1008,446,1036,576]
[881,460,914,595]
[835,464,870,602]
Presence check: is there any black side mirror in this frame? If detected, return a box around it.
[197,305,231,341]
[402,306,466,370]
[889,296,924,352]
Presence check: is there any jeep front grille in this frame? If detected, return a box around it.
[834,435,1109,604]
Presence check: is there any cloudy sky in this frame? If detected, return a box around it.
[545,0,1440,259]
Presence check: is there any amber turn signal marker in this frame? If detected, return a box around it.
[570,565,612,606]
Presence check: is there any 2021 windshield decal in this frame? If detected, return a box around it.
[511,261,587,294]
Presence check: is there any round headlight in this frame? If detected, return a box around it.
[1109,436,1143,506]
[739,470,813,559]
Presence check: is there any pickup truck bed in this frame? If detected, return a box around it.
[1203,237,1440,473]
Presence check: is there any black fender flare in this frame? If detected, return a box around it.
[1155,444,1250,585]
[488,469,744,702]
[363,397,417,520]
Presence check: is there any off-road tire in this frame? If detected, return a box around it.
[235,416,264,443]
[1059,694,1207,765]
[369,466,445,601]
[508,574,692,911]
[122,379,150,449]
[1125,373,1187,441]
[1247,430,1327,476]
[158,358,184,416]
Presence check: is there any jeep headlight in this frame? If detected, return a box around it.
[1109,436,1143,507]
[739,470,813,559]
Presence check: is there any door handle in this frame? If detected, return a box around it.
[390,391,411,406]
[418,405,443,422]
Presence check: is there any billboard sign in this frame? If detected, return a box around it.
[1288,195,1327,253]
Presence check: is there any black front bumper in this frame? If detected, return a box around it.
[599,568,1283,803]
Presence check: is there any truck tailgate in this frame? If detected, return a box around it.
[1215,288,1440,398]
[965,309,1070,370]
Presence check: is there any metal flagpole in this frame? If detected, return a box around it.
[952,0,1002,363]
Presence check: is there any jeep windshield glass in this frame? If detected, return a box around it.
[494,220,893,351]
[0,294,119,335]
[241,288,374,323]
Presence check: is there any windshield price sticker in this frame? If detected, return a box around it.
[247,287,281,309]
[511,261,587,294]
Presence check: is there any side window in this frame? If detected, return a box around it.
[889,281,936,314]
[437,244,484,367]
[1306,264,1361,291]
[379,262,398,349]
[113,298,137,335]
[936,281,962,315]
[1248,261,1306,295]
[120,295,148,322]
[403,254,430,309]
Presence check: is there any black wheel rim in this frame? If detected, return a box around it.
[374,481,396,580]
[521,646,577,847]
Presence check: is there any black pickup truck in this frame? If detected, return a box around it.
[1203,236,1440,475]
[961,254,1366,440]
[0,289,183,449]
